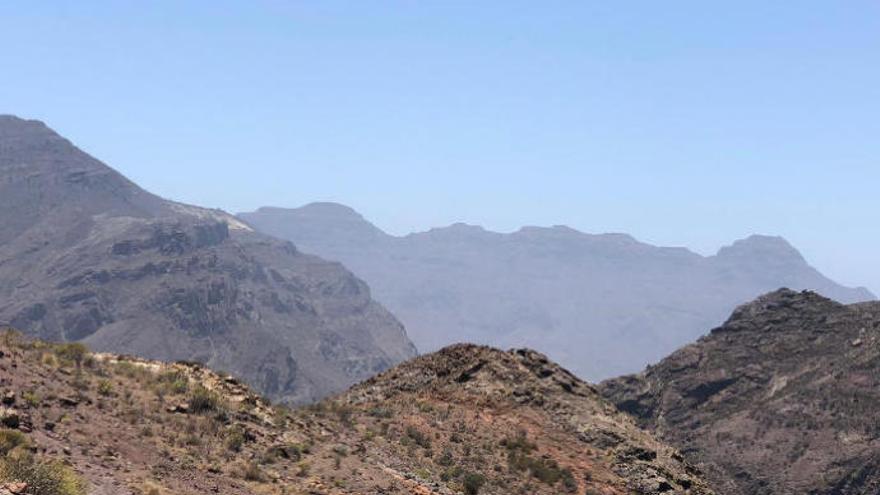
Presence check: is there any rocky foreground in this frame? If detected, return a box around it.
[0,330,711,495]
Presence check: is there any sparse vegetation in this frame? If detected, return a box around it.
[188,385,222,414]
[0,451,86,495]
[0,429,27,456]
[53,342,89,368]
[462,471,487,495]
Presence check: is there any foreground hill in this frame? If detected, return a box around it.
[239,203,873,381]
[600,289,880,495]
[0,331,713,495]
[0,116,415,404]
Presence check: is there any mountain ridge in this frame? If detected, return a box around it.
[239,202,873,382]
[244,202,866,270]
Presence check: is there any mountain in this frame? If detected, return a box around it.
[600,289,880,495]
[0,116,416,404]
[0,330,714,495]
[238,203,873,381]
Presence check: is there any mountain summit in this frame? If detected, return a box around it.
[0,117,416,404]
[239,203,873,382]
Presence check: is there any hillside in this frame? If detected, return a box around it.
[600,289,880,495]
[0,116,416,404]
[0,330,714,495]
[238,203,873,381]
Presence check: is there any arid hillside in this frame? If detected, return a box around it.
[0,330,712,495]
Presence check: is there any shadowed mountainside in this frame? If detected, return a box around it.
[600,289,880,495]
[0,116,416,404]
[239,203,873,381]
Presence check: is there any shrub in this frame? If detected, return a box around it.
[225,428,246,452]
[97,380,114,397]
[367,407,393,419]
[22,391,41,408]
[0,452,86,495]
[437,449,455,466]
[0,429,28,455]
[462,472,486,495]
[231,461,265,482]
[53,343,89,368]
[405,426,432,449]
[188,386,221,414]
[560,468,578,492]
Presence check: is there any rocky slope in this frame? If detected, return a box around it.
[600,289,880,495]
[0,331,713,495]
[238,203,873,381]
[0,116,416,404]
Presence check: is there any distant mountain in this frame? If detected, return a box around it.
[239,203,874,381]
[0,116,416,404]
[600,289,880,495]
[0,332,715,495]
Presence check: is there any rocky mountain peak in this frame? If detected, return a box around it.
[715,234,806,263]
[600,291,880,495]
[717,288,844,332]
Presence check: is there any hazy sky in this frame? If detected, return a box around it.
[1,2,878,294]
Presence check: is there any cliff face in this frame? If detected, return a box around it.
[0,116,416,404]
[239,203,873,382]
[600,289,880,495]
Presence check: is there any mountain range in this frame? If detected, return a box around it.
[0,116,416,404]
[239,203,873,381]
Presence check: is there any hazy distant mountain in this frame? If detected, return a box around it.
[0,116,416,404]
[600,289,880,495]
[239,202,874,381]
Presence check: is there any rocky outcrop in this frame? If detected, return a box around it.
[341,343,715,494]
[600,289,880,495]
[0,116,416,404]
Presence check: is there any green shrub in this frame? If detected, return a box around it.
[462,472,486,495]
[53,343,89,367]
[0,429,28,455]
[225,428,246,452]
[188,386,221,414]
[97,380,114,397]
[406,426,432,449]
[22,391,41,408]
[0,452,86,495]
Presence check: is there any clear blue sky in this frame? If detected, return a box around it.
[1,2,878,294]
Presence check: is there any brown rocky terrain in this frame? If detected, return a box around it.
[600,289,880,495]
[0,116,416,404]
[0,330,713,495]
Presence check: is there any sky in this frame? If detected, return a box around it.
[1,1,878,294]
